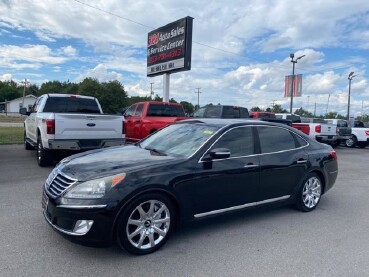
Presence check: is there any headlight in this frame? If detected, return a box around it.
[64,173,126,199]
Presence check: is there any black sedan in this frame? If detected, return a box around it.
[42,119,338,255]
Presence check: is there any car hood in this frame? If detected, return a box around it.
[58,145,180,181]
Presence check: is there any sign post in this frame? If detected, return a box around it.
[147,17,193,102]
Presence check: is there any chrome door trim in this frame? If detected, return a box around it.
[57,204,107,209]
[194,195,290,218]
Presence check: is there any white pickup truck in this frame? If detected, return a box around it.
[292,118,338,146]
[345,121,369,148]
[21,94,125,166]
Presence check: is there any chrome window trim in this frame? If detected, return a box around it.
[194,195,291,218]
[198,125,310,163]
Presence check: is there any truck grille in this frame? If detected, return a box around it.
[47,171,77,198]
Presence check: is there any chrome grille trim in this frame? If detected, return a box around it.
[46,171,77,199]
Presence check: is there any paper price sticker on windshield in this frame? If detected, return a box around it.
[203,130,214,135]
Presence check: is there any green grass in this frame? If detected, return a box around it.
[0,116,26,123]
[0,127,23,144]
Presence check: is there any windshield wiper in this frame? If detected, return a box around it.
[144,147,167,156]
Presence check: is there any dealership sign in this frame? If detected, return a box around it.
[284,74,303,97]
[147,17,193,77]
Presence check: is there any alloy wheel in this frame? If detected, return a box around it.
[126,200,171,250]
[302,177,321,209]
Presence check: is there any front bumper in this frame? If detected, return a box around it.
[42,191,116,247]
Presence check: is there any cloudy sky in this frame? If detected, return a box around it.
[1,0,369,116]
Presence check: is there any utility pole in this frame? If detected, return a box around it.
[20,79,30,109]
[150,82,154,100]
[314,102,316,117]
[326,94,330,115]
[307,95,310,112]
[271,100,276,109]
[195,88,201,110]
[289,53,305,113]
[347,72,357,121]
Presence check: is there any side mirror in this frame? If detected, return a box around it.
[19,107,28,115]
[209,148,231,159]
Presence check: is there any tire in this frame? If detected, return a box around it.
[295,173,322,212]
[24,131,33,150]
[345,136,357,148]
[357,142,367,148]
[37,135,51,167]
[116,193,175,255]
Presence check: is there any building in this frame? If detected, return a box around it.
[0,95,37,114]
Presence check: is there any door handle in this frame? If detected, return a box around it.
[244,163,259,168]
[296,159,308,164]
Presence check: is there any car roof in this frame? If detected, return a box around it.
[181,118,290,128]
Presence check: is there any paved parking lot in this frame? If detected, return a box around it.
[0,144,368,276]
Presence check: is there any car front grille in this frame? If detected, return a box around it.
[47,171,77,198]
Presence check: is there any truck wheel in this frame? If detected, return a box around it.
[357,142,367,148]
[24,131,34,150]
[345,136,357,148]
[37,135,52,167]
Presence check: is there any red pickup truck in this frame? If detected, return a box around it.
[123,101,188,142]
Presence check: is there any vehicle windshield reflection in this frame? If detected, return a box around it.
[139,123,220,158]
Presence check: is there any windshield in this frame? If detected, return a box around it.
[139,123,220,158]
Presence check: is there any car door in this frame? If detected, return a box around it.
[193,126,260,216]
[256,126,309,201]
[124,104,137,139]
[27,96,43,142]
[131,103,144,140]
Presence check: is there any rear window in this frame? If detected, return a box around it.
[43,97,100,113]
[337,120,348,127]
[193,106,222,118]
[147,104,185,117]
[222,106,249,118]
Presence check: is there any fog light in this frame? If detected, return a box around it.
[73,220,94,235]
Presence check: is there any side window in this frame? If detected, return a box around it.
[257,126,296,153]
[33,97,43,113]
[211,127,254,157]
[240,108,249,118]
[134,104,144,116]
[124,104,137,117]
[294,134,308,147]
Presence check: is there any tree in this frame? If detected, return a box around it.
[294,107,314,117]
[39,81,64,95]
[0,80,21,102]
[100,80,129,114]
[180,101,195,115]
[271,104,288,113]
[250,106,261,112]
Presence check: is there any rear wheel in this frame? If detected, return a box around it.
[295,173,322,212]
[24,131,33,150]
[345,136,357,148]
[37,135,52,166]
[357,142,367,148]
[116,193,175,255]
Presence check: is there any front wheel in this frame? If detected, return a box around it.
[116,193,175,255]
[37,135,52,166]
[295,173,322,212]
[345,136,357,148]
[24,131,33,150]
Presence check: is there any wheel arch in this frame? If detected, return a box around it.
[309,169,326,194]
[111,187,181,243]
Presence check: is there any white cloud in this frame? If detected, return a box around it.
[0,73,12,81]
[60,45,77,57]
[75,64,122,83]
